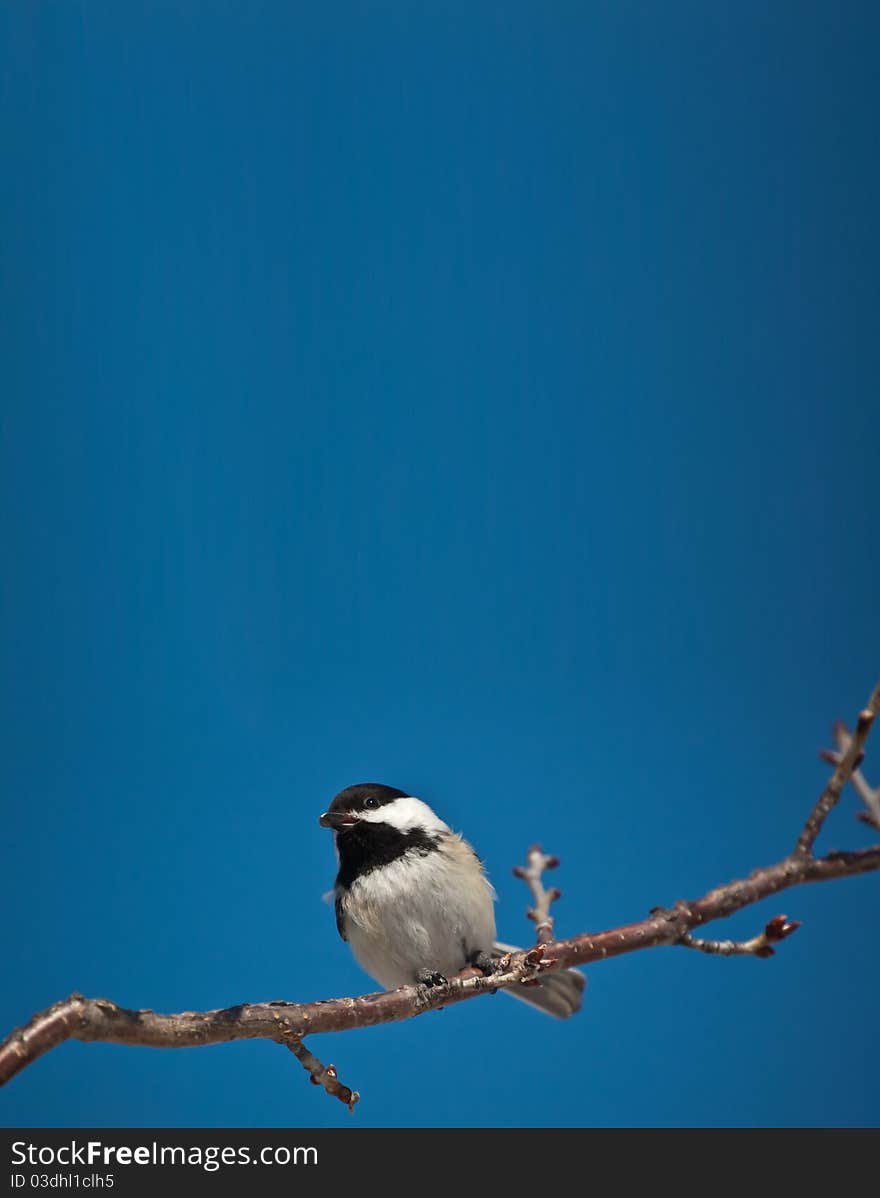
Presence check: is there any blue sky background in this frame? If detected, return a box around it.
[1,2,878,1129]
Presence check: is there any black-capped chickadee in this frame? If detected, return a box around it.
[320,782,585,1018]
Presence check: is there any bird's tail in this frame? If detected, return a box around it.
[492,941,586,1019]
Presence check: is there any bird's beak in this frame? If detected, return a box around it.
[319,811,358,830]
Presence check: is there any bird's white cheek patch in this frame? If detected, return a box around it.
[360,796,450,834]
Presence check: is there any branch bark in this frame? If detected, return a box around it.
[678,913,802,958]
[2,683,879,1105]
[820,720,880,831]
[796,682,880,854]
[513,844,562,944]
[287,1039,359,1112]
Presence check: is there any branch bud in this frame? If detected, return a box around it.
[764,915,801,943]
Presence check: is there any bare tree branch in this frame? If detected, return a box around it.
[678,914,802,958]
[820,720,880,831]
[796,682,880,855]
[513,844,562,944]
[2,844,877,1093]
[287,1038,359,1112]
[1,682,879,1107]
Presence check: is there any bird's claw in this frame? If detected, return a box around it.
[416,969,448,988]
[470,951,500,977]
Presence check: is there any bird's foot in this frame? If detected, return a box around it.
[416,968,448,989]
[470,950,500,977]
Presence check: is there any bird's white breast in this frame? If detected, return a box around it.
[338,833,497,989]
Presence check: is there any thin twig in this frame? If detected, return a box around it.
[286,1039,359,1112]
[796,681,880,856]
[513,844,562,944]
[678,914,801,958]
[819,720,880,831]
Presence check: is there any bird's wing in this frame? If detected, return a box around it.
[334,891,348,942]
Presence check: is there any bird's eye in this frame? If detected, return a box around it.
[364,797,379,810]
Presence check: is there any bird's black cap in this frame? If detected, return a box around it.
[319,782,409,828]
